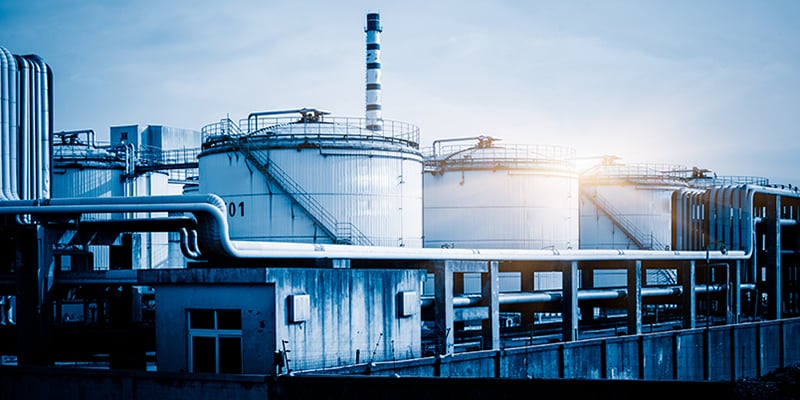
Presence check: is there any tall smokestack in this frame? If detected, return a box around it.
[365,12,383,132]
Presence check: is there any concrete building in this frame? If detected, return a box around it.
[140,267,423,374]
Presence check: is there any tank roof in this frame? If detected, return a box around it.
[423,136,575,174]
[201,109,420,150]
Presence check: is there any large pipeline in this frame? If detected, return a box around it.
[422,283,757,308]
[0,46,15,200]
[0,194,750,262]
[0,47,53,202]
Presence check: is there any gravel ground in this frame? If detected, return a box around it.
[733,365,800,399]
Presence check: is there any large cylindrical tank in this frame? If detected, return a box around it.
[579,161,690,287]
[423,137,579,250]
[52,130,179,270]
[52,130,126,200]
[198,109,423,247]
[423,137,578,292]
[579,162,690,251]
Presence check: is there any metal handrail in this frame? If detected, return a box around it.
[237,141,372,246]
[580,187,668,251]
[201,116,419,149]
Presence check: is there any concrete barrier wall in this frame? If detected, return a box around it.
[352,317,800,381]
[2,318,799,400]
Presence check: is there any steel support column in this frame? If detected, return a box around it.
[580,265,595,324]
[627,260,643,335]
[681,260,696,329]
[432,261,454,356]
[733,260,741,323]
[480,261,499,350]
[562,261,579,342]
[766,195,782,320]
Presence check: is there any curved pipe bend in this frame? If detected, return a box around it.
[0,194,750,262]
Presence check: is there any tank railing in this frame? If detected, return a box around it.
[235,140,373,246]
[689,176,770,187]
[53,129,97,148]
[422,144,576,174]
[423,143,576,162]
[137,146,201,167]
[580,163,696,182]
[580,186,669,251]
[52,145,124,162]
[238,116,420,148]
[423,156,575,174]
[200,118,244,144]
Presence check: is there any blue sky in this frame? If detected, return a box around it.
[2,0,799,184]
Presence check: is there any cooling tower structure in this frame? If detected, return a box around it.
[0,46,52,201]
[423,136,579,250]
[198,109,423,247]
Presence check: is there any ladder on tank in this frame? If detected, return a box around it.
[235,141,373,246]
[580,187,668,251]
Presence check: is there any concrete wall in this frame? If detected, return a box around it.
[317,317,800,381]
[265,268,424,372]
[144,267,424,374]
[154,284,275,374]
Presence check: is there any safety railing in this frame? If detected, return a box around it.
[236,141,372,246]
[580,187,668,251]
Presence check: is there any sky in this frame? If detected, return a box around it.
[1,0,799,185]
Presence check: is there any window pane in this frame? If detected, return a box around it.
[191,336,216,373]
[189,310,215,329]
[218,337,242,374]
[217,310,241,330]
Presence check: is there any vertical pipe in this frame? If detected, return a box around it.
[15,56,30,200]
[43,56,53,199]
[0,47,13,200]
[27,56,41,200]
[27,55,51,200]
[364,12,383,132]
[8,49,19,200]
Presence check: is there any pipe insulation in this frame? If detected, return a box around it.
[0,194,750,262]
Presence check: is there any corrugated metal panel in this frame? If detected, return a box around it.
[423,168,579,250]
[579,183,679,250]
[52,167,125,199]
[198,142,423,247]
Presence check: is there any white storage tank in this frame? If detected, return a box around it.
[198,109,423,247]
[579,160,690,287]
[51,129,180,270]
[579,161,691,251]
[52,130,127,200]
[423,136,579,250]
[423,136,579,292]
